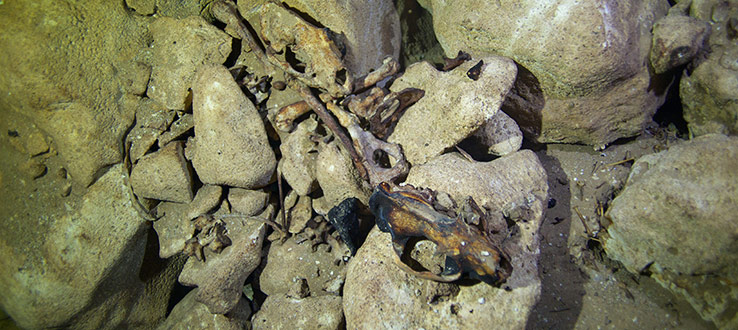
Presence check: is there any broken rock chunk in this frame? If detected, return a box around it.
[388,57,517,165]
[189,64,277,189]
[130,141,193,203]
[228,188,269,216]
[471,110,523,157]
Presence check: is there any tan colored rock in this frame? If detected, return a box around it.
[147,16,232,110]
[388,57,517,165]
[471,110,523,157]
[238,0,401,77]
[344,150,548,329]
[259,235,346,296]
[157,288,251,330]
[131,141,193,203]
[315,140,371,210]
[421,0,670,147]
[189,64,277,189]
[0,165,176,329]
[288,195,313,234]
[154,185,223,258]
[279,117,320,196]
[604,134,738,328]
[252,293,343,330]
[179,210,268,314]
[680,2,738,137]
[650,14,709,74]
[228,188,269,216]
[125,0,156,15]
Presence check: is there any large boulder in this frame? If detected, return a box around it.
[344,150,548,329]
[604,134,738,328]
[0,165,174,329]
[0,0,149,186]
[419,0,671,147]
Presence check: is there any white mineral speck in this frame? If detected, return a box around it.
[478,297,486,304]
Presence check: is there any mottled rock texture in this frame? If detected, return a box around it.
[157,288,251,330]
[130,141,194,203]
[604,134,738,328]
[420,0,671,147]
[189,64,276,189]
[388,57,517,165]
[680,2,738,137]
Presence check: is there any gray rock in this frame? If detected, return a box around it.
[154,185,223,258]
[189,64,277,189]
[179,210,268,314]
[228,188,270,216]
[650,14,709,74]
[315,140,371,210]
[420,0,670,147]
[471,110,523,157]
[604,134,738,328]
[680,3,738,137]
[147,16,232,110]
[388,57,517,165]
[0,164,173,329]
[344,150,548,329]
[252,293,343,330]
[279,117,320,196]
[130,141,194,203]
[157,288,251,330]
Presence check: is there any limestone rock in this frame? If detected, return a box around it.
[315,140,371,210]
[252,293,343,330]
[259,235,346,296]
[126,0,156,16]
[288,195,313,234]
[0,165,167,329]
[157,288,251,330]
[650,14,709,74]
[130,141,194,203]
[421,0,670,147]
[344,150,548,329]
[154,185,223,258]
[190,64,277,189]
[228,188,269,216]
[680,2,738,137]
[279,117,320,196]
[239,0,401,77]
[127,98,175,162]
[147,16,232,110]
[388,57,517,165]
[603,134,738,328]
[0,0,147,187]
[179,210,268,314]
[471,110,523,157]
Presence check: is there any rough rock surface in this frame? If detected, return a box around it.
[147,16,232,110]
[189,64,276,189]
[344,150,548,329]
[0,0,148,186]
[0,165,165,329]
[388,57,517,165]
[252,293,343,330]
[238,0,401,77]
[680,2,738,137]
[650,14,709,74]
[604,134,738,328]
[471,110,523,157]
[130,141,194,203]
[228,188,269,216]
[157,288,251,330]
[315,140,371,210]
[179,217,267,314]
[420,0,670,147]
[259,235,346,297]
[154,185,223,258]
[279,117,320,196]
